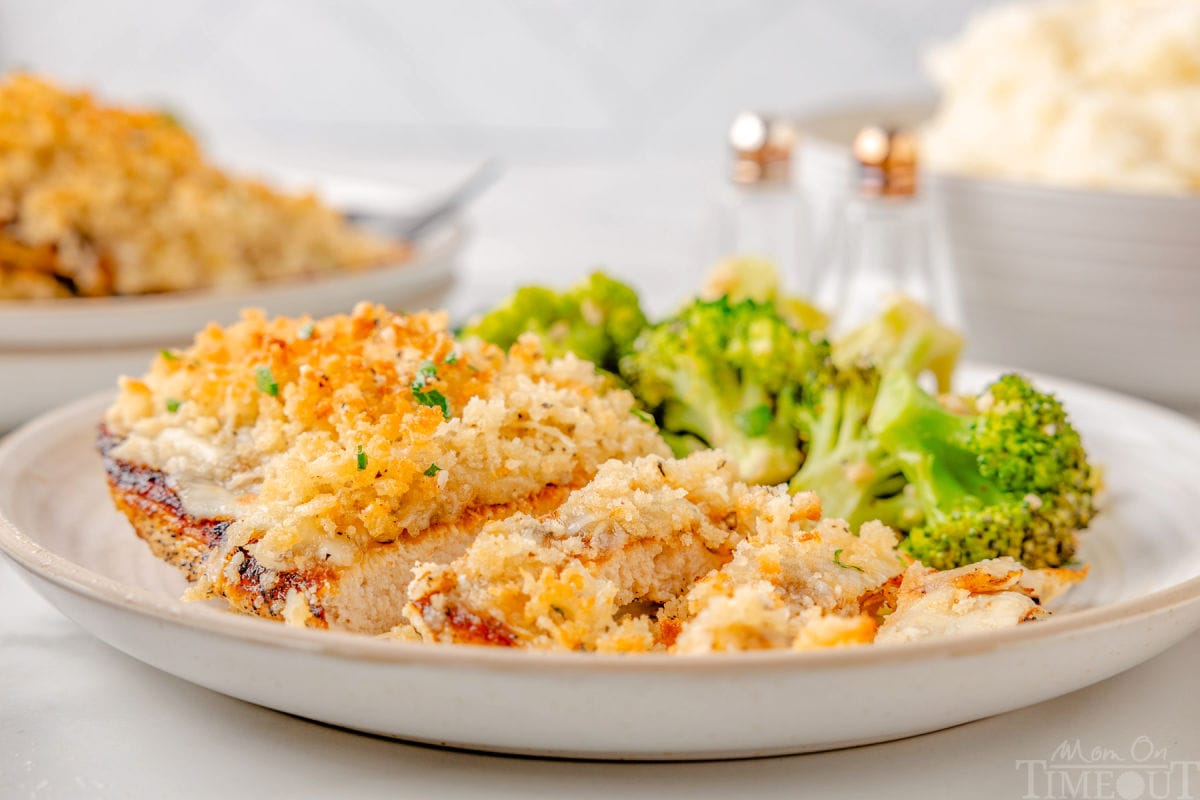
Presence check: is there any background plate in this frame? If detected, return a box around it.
[0,176,464,431]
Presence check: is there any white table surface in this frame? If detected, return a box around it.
[3,159,1198,799]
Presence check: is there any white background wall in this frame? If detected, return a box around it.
[0,0,1011,334]
[0,0,997,163]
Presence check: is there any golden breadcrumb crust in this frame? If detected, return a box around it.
[402,451,1084,653]
[0,74,401,297]
[103,303,668,631]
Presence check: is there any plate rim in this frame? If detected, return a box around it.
[4,377,1200,673]
[0,246,443,315]
[0,223,462,325]
[0,163,469,350]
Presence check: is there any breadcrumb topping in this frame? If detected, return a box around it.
[105,302,668,581]
[0,74,400,297]
[402,450,1081,654]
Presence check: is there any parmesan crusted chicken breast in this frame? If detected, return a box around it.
[401,450,1082,653]
[100,302,668,632]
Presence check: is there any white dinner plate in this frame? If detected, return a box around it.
[0,220,462,349]
[2,368,1200,760]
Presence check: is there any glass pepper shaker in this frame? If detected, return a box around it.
[816,124,962,333]
[708,112,813,295]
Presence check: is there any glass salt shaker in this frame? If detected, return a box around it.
[708,112,813,295]
[816,125,962,333]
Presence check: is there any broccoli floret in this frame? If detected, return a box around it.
[701,256,781,304]
[700,257,829,333]
[869,370,1097,569]
[787,297,964,526]
[460,272,647,373]
[833,296,963,394]
[619,296,825,485]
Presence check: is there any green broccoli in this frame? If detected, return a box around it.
[832,295,963,393]
[460,272,647,373]
[786,364,920,529]
[700,256,829,333]
[619,296,825,485]
[787,297,964,527]
[869,370,1097,569]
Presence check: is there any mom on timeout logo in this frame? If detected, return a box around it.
[1017,737,1200,799]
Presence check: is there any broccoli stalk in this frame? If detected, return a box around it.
[869,370,1097,569]
[620,297,825,485]
[788,296,964,526]
[787,366,921,529]
[460,272,647,374]
[658,360,800,484]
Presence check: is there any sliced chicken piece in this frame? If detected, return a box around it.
[876,558,1086,644]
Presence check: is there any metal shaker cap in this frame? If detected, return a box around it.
[729,111,794,185]
[853,125,917,197]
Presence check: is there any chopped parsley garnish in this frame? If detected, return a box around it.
[412,388,450,418]
[631,407,655,425]
[412,360,438,389]
[423,463,442,477]
[165,398,181,413]
[410,362,449,417]
[297,322,315,340]
[735,404,773,437]
[443,352,458,365]
[160,349,179,361]
[356,445,368,471]
[255,366,279,397]
[833,548,865,572]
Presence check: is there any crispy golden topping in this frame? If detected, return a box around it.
[106,302,669,577]
[400,450,1084,654]
[0,74,400,297]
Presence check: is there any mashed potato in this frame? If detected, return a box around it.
[922,0,1200,193]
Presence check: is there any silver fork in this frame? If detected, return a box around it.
[342,159,504,242]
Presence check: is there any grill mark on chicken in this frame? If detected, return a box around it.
[98,425,231,579]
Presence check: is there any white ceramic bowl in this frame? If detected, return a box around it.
[0,181,464,431]
[798,103,1200,415]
